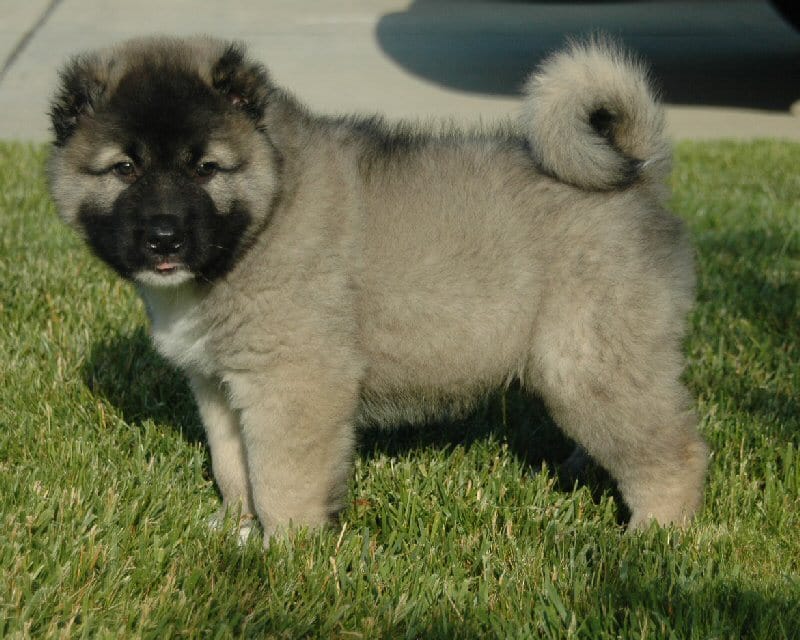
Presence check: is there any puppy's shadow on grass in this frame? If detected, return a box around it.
[697,230,799,338]
[693,229,800,441]
[82,328,615,503]
[358,383,619,504]
[82,327,205,444]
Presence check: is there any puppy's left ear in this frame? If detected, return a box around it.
[50,54,108,146]
[212,44,272,122]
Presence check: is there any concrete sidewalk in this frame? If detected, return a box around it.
[1,0,798,143]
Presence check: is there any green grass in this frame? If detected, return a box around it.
[1,140,798,638]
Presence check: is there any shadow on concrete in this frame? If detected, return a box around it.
[375,0,800,110]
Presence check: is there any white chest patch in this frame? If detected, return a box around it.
[138,283,216,378]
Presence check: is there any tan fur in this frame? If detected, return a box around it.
[49,36,708,544]
[522,36,670,193]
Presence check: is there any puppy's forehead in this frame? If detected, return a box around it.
[100,64,243,165]
[110,64,223,134]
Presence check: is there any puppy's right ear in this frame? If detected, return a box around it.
[50,55,107,146]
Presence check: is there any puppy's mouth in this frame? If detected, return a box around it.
[134,261,194,287]
[154,260,184,274]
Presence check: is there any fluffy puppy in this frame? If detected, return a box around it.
[49,36,707,543]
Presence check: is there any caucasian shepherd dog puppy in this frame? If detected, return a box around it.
[48,36,707,544]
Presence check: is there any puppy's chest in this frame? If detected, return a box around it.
[140,287,216,378]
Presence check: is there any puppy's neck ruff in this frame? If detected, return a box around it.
[138,279,215,377]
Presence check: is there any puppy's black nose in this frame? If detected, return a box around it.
[145,216,184,255]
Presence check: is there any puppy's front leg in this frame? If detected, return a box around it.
[190,375,255,537]
[226,368,359,544]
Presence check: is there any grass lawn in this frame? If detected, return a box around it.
[0,140,798,638]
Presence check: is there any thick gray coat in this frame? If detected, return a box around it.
[49,36,708,543]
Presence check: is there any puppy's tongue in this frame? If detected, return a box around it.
[155,261,180,273]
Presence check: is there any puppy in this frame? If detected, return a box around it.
[48,36,707,543]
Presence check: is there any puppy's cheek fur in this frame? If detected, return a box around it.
[49,159,127,232]
[202,140,279,230]
[76,202,137,278]
[192,201,252,281]
[203,175,236,216]
[196,147,278,279]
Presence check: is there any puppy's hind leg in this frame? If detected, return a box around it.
[529,332,708,528]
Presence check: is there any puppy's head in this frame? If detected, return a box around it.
[48,36,280,286]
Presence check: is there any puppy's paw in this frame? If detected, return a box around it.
[208,508,258,546]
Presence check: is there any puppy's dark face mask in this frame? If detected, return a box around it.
[77,164,252,287]
[48,40,276,287]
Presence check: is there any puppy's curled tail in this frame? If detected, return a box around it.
[521,38,669,191]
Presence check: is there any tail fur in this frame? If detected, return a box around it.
[521,38,670,191]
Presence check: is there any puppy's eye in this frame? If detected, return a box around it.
[112,161,137,182]
[195,162,218,180]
